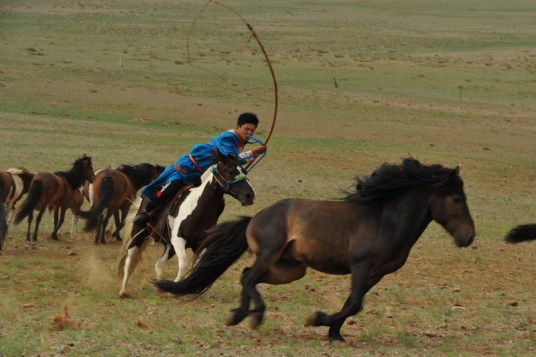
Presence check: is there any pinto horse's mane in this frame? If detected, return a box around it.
[345,157,459,203]
[6,167,31,175]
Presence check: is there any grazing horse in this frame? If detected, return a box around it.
[14,155,95,242]
[0,168,34,223]
[77,163,164,244]
[505,224,536,243]
[118,151,256,298]
[154,157,476,342]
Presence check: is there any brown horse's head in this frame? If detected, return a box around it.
[430,166,475,247]
[80,154,95,183]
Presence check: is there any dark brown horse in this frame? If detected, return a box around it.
[505,224,536,243]
[154,157,476,342]
[77,163,164,244]
[14,155,95,242]
[118,151,256,298]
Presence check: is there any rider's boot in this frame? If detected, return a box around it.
[133,199,159,227]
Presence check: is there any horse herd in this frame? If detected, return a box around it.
[0,154,165,248]
[1,154,534,342]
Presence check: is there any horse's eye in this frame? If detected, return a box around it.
[452,196,462,203]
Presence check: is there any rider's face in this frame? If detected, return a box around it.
[235,123,257,142]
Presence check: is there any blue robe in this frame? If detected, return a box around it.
[142,130,254,199]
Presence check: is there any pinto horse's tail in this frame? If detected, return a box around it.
[0,192,7,251]
[77,176,113,232]
[504,224,536,244]
[154,216,252,297]
[14,180,42,225]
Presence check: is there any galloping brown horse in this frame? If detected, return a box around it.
[14,155,95,242]
[155,157,476,342]
[77,163,164,244]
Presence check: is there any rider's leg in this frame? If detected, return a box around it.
[133,180,183,226]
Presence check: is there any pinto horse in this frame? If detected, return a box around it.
[154,157,476,342]
[118,151,256,298]
[14,155,95,242]
[77,163,164,244]
[0,168,35,223]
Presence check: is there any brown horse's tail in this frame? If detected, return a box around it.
[505,224,536,244]
[14,180,42,225]
[77,176,113,232]
[0,192,7,251]
[153,215,252,297]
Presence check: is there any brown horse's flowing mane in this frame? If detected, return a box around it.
[345,157,459,203]
[54,155,92,190]
[117,163,163,190]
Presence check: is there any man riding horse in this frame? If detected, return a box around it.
[134,112,267,226]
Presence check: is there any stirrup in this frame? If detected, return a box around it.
[133,211,151,227]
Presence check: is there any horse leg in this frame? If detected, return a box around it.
[154,242,175,280]
[112,209,126,241]
[32,209,45,242]
[118,227,149,298]
[305,262,378,342]
[94,212,105,244]
[226,262,274,328]
[53,207,67,241]
[248,259,308,329]
[227,235,290,329]
[100,212,112,244]
[171,237,189,282]
[51,206,60,241]
[25,211,33,242]
[70,213,78,237]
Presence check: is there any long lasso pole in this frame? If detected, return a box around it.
[187,0,279,167]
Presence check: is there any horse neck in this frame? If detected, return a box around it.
[200,169,225,200]
[124,168,150,191]
[377,189,433,248]
[21,172,34,191]
[58,167,85,190]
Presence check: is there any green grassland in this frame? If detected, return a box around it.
[0,0,535,356]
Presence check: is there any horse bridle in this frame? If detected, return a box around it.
[210,166,249,194]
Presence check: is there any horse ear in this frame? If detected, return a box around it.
[212,148,223,162]
[453,164,461,175]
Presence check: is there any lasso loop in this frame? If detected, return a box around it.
[186,0,279,169]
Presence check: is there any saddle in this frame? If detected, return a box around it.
[146,185,193,243]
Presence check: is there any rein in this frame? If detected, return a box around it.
[211,166,248,193]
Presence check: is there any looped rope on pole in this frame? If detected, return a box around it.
[186,0,279,170]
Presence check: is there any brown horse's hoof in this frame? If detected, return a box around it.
[329,336,345,344]
[118,291,129,299]
[304,311,321,327]
[248,311,264,330]
[226,309,247,326]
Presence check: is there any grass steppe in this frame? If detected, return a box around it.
[0,0,534,356]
